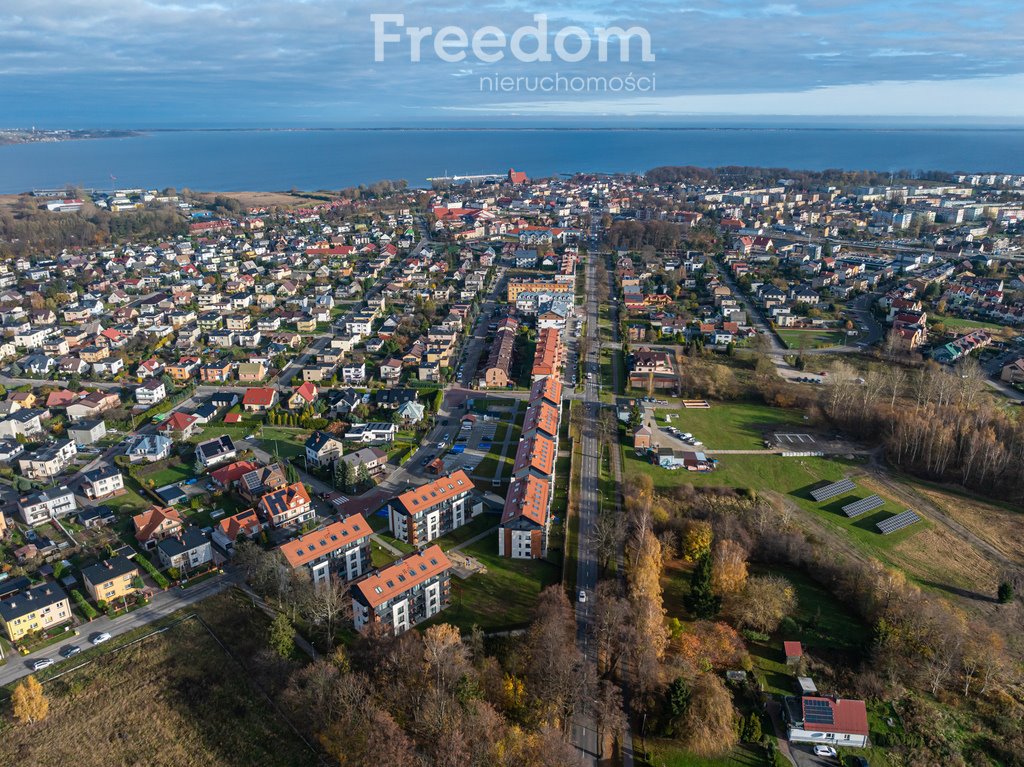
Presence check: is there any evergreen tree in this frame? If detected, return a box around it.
[269,612,295,658]
[684,553,721,619]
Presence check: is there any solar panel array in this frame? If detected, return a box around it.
[877,510,921,535]
[803,698,835,725]
[810,478,856,502]
[841,494,884,518]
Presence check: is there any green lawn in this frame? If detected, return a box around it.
[136,460,195,488]
[640,740,769,767]
[375,530,416,555]
[621,448,925,562]
[422,534,561,633]
[435,512,499,551]
[931,315,1006,331]
[654,401,807,450]
[776,329,851,349]
[371,541,399,568]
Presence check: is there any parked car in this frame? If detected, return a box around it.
[60,645,82,658]
[90,632,112,645]
[813,745,837,758]
[31,657,54,671]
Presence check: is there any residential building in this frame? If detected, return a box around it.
[238,462,288,503]
[258,482,315,529]
[195,434,237,469]
[338,446,388,478]
[17,486,77,525]
[67,418,107,446]
[305,430,344,468]
[279,514,372,586]
[135,377,167,407]
[82,557,140,604]
[157,411,200,440]
[157,528,214,573]
[124,433,172,463]
[1001,357,1024,384]
[0,583,73,643]
[343,422,397,443]
[387,470,477,546]
[242,387,278,412]
[784,696,870,749]
[351,545,452,634]
[498,473,552,560]
[17,439,77,480]
[81,464,125,500]
[133,506,184,550]
[212,509,263,554]
[288,381,318,410]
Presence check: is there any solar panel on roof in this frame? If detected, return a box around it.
[877,510,921,535]
[841,494,884,518]
[810,478,856,502]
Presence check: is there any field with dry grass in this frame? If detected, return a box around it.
[192,190,329,209]
[0,593,316,767]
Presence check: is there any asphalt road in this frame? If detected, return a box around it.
[0,570,237,686]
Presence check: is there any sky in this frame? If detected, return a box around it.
[1,0,1023,126]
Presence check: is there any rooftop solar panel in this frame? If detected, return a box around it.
[810,478,856,502]
[841,494,885,518]
[877,510,921,535]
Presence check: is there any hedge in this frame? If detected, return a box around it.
[72,589,99,620]
[137,555,170,589]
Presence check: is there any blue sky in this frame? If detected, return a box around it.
[1,0,1022,126]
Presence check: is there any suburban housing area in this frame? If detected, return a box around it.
[0,165,1023,767]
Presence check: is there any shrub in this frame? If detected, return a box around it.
[137,555,170,589]
[997,581,1014,603]
[71,589,99,620]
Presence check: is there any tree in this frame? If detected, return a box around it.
[680,673,738,756]
[729,575,797,633]
[684,553,721,619]
[997,581,1015,603]
[681,520,713,562]
[12,675,49,724]
[303,575,351,648]
[269,612,296,658]
[711,539,748,596]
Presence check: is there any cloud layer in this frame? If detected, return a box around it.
[1,0,1022,125]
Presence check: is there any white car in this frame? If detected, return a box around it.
[578,590,587,603]
[436,441,446,449]
[31,657,54,671]
[813,745,837,758]
[90,632,112,645]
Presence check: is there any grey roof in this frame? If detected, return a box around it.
[0,582,69,622]
[81,556,138,587]
[157,528,210,558]
[83,464,120,483]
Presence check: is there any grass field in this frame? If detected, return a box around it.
[931,315,1006,331]
[422,534,560,633]
[776,329,851,349]
[137,460,195,488]
[436,512,498,551]
[639,739,769,767]
[0,593,314,767]
[621,449,924,560]
[654,401,808,450]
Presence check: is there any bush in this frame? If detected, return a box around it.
[71,589,99,620]
[137,555,170,589]
[997,581,1014,603]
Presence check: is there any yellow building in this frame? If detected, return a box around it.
[82,557,140,604]
[0,583,72,643]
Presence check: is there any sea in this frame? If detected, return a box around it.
[3,125,1024,193]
